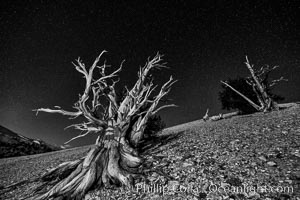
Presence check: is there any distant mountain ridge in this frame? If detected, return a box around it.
[0,125,61,158]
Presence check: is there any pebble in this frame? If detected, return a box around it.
[285,179,293,184]
[282,130,288,135]
[148,176,157,182]
[267,161,277,166]
[220,182,230,188]
[182,162,193,167]
[168,180,180,190]
[248,191,260,198]
[258,156,267,162]
[292,150,300,157]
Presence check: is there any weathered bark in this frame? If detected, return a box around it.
[202,108,209,121]
[29,51,175,199]
[244,58,270,111]
[31,127,142,200]
[221,57,286,113]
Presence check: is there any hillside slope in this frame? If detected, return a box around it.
[0,104,299,199]
[0,125,61,158]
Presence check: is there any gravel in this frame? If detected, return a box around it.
[1,104,299,200]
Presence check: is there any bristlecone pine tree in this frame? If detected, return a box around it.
[221,56,287,112]
[31,51,176,200]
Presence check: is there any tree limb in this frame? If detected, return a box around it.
[221,80,261,111]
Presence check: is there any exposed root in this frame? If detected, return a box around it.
[0,131,183,200]
[28,142,143,200]
[24,52,176,200]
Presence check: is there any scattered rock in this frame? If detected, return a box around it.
[168,180,180,190]
[148,176,157,182]
[285,179,292,184]
[278,193,291,200]
[282,130,288,135]
[198,192,207,198]
[292,150,300,158]
[220,182,230,188]
[290,171,300,181]
[258,155,267,162]
[267,161,277,167]
[226,177,242,186]
[152,194,160,199]
[182,162,193,167]
[247,191,260,198]
[2,104,300,200]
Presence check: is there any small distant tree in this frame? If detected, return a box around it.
[219,77,284,114]
[220,57,286,113]
[30,51,176,199]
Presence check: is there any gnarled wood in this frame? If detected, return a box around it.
[221,80,261,111]
[29,51,175,199]
[221,57,286,113]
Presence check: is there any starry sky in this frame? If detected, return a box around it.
[0,0,299,147]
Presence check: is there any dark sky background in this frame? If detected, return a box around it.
[0,0,299,147]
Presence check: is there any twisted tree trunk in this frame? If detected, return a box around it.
[32,125,142,200]
[221,56,286,113]
[244,57,275,112]
[26,51,175,199]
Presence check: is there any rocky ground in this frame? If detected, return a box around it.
[0,104,299,199]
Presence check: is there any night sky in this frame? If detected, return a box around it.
[0,1,299,147]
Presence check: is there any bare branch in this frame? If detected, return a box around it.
[244,56,271,107]
[118,53,166,116]
[203,108,209,121]
[257,65,279,78]
[136,76,176,131]
[64,121,95,131]
[221,81,261,111]
[64,130,94,144]
[33,108,82,118]
[152,104,177,115]
[92,61,123,86]
[90,51,108,75]
[269,76,288,87]
[34,51,176,147]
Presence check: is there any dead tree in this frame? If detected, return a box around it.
[202,108,209,121]
[210,113,224,121]
[202,108,224,122]
[221,56,287,112]
[31,51,176,200]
